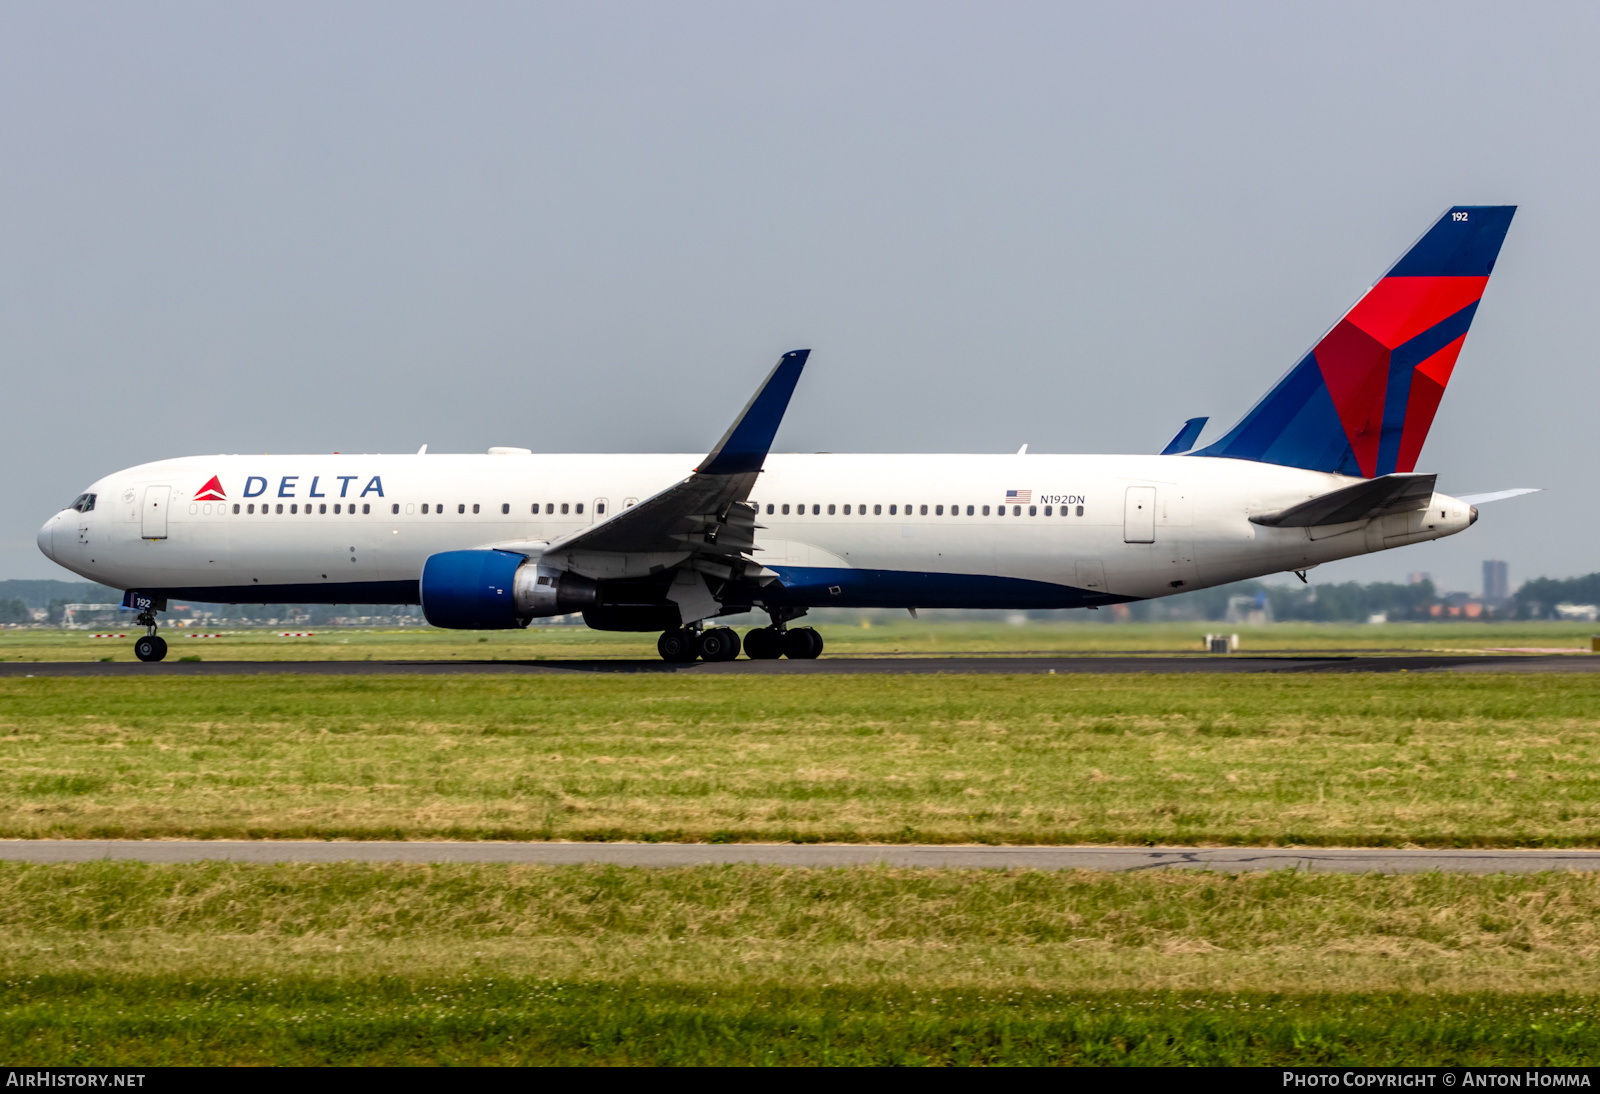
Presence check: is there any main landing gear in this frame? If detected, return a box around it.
[133,609,167,663]
[655,622,823,662]
[742,626,822,660]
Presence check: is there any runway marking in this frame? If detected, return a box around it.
[2,840,1597,874]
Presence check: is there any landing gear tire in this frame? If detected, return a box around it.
[783,627,823,660]
[134,635,168,663]
[743,628,782,659]
[696,626,741,662]
[657,628,699,663]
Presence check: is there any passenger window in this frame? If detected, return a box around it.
[290,504,297,514]
[334,504,341,514]
[843,505,850,515]
[233,504,240,514]
[561,503,569,515]
[421,504,428,514]
[472,504,480,514]
[247,504,255,514]
[919,505,928,516]
[576,503,584,515]
[1029,505,1036,516]
[363,504,371,515]
[1013,506,1021,516]
[966,505,974,516]
[1076,505,1084,517]
[997,506,1004,517]
[1044,505,1052,516]
[828,504,836,515]
[935,505,943,516]
[532,504,539,514]
[546,503,554,514]
[501,504,509,515]
[889,505,897,515]
[766,504,775,514]
[457,504,465,514]
[393,504,401,515]
[781,504,790,515]
[874,504,882,515]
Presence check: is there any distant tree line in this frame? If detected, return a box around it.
[1129,578,1442,623]
[1514,573,1600,620]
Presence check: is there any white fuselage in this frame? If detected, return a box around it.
[37,450,1473,612]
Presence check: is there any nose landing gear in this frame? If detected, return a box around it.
[133,610,167,663]
[127,593,168,662]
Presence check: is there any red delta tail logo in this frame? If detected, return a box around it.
[194,476,227,502]
[1193,206,1516,479]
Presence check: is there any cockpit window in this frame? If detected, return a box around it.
[68,493,96,513]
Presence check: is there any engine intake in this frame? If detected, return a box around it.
[420,550,597,630]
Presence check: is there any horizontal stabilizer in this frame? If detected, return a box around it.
[1250,472,1436,528]
[1159,417,1208,456]
[1457,488,1540,505]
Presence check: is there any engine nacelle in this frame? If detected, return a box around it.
[420,550,597,630]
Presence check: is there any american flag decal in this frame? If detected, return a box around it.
[1004,489,1032,504]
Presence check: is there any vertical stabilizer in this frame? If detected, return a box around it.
[1193,206,1515,477]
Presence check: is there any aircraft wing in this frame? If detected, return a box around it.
[538,349,808,575]
[1249,472,1438,528]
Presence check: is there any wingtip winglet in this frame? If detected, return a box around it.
[1161,417,1209,456]
[695,349,810,476]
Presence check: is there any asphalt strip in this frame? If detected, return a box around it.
[3,841,1598,874]
[2,654,1597,676]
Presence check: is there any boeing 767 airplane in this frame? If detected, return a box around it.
[38,206,1534,662]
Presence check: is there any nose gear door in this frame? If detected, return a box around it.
[141,485,170,541]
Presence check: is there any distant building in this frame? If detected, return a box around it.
[1408,571,1432,586]
[1483,560,1510,603]
[1225,591,1273,625]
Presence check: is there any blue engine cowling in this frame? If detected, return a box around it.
[420,550,599,629]
[420,550,528,629]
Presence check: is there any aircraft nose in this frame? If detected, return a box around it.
[37,516,58,562]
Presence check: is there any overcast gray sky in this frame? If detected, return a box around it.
[3,1,1595,594]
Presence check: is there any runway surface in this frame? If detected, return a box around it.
[2,653,1596,676]
[4,840,1597,874]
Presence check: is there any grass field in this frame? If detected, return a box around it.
[3,672,1599,844]
[2,619,1597,661]
[4,861,1600,1065]
[7,641,1600,1065]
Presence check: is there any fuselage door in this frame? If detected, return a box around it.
[141,485,170,541]
[1123,486,1156,543]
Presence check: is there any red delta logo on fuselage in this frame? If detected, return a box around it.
[192,474,386,502]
